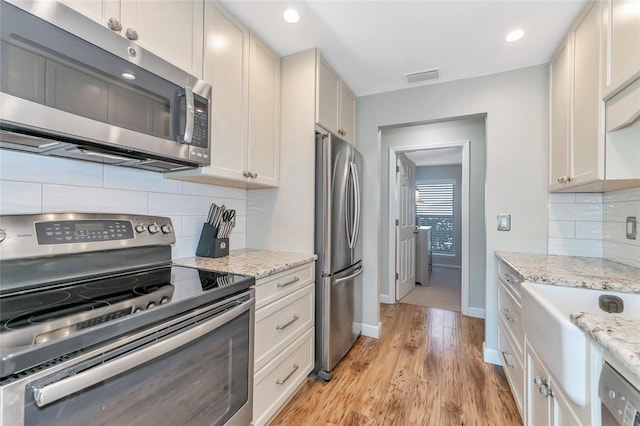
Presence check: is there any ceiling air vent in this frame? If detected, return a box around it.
[404,68,439,84]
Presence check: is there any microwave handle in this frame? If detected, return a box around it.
[178,86,194,144]
[31,297,254,408]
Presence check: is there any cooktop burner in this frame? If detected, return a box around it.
[0,265,254,379]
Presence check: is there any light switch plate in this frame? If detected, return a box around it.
[497,214,511,231]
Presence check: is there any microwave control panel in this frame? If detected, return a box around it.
[190,98,209,149]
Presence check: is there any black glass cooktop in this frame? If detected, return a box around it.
[0,265,254,379]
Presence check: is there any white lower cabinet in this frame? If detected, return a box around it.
[252,263,315,425]
[526,342,582,426]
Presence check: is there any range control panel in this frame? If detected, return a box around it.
[35,220,135,244]
[0,213,175,261]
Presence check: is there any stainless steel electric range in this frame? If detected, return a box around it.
[0,213,254,426]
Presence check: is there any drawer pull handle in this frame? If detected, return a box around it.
[276,314,299,330]
[501,308,516,322]
[277,276,300,288]
[500,351,514,369]
[276,363,299,385]
[501,273,518,285]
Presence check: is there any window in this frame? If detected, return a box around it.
[416,182,455,255]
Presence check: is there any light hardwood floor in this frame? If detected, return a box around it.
[271,303,521,426]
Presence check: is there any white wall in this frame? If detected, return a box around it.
[0,150,247,259]
[357,65,549,362]
[416,165,463,268]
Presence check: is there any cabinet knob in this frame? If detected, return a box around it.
[556,175,571,184]
[107,17,122,32]
[125,28,139,41]
[243,171,250,178]
[251,172,258,179]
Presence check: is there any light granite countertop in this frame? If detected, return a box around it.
[496,251,640,382]
[174,249,317,279]
[495,251,640,293]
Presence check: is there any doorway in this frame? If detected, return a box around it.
[388,141,471,315]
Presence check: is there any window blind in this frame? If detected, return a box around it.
[416,183,455,255]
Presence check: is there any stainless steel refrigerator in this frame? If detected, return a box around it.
[314,131,363,381]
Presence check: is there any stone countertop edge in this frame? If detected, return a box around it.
[495,251,640,294]
[570,312,640,384]
[174,249,318,279]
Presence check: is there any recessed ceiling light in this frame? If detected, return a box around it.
[283,8,300,24]
[121,72,136,80]
[505,29,524,42]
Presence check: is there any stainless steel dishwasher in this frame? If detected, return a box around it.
[600,362,640,426]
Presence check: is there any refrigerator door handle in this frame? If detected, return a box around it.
[351,161,361,246]
[333,266,363,285]
[347,162,358,249]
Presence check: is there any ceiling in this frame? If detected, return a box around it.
[220,0,588,97]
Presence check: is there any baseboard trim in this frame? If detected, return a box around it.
[379,294,394,304]
[483,343,502,365]
[431,264,462,269]
[467,307,485,319]
[360,322,381,339]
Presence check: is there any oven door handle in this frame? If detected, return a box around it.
[32,297,254,408]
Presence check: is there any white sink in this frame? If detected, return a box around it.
[521,282,640,407]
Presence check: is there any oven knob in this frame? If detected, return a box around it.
[609,390,616,400]
[147,302,156,309]
[135,224,146,233]
[161,224,173,234]
[160,297,170,304]
[133,307,143,313]
[148,223,160,234]
[0,229,6,243]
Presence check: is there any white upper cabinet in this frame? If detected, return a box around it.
[549,1,639,192]
[166,1,280,189]
[248,34,280,187]
[316,54,356,145]
[60,0,204,78]
[601,0,640,98]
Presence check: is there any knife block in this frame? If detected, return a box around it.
[196,223,229,258]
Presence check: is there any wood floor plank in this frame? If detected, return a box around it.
[269,304,522,426]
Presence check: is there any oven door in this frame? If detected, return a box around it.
[15,293,254,426]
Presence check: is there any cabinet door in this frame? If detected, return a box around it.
[527,350,552,426]
[572,2,602,186]
[552,380,582,426]
[59,0,120,27]
[121,0,203,78]
[339,82,356,145]
[602,0,640,97]
[316,55,340,136]
[248,34,280,187]
[202,1,249,181]
[549,39,572,190]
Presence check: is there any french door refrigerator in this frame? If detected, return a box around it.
[314,131,363,381]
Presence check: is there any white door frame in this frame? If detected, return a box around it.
[387,140,471,315]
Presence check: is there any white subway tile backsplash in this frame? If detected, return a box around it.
[548,193,576,203]
[548,238,603,257]
[548,220,575,238]
[105,166,183,194]
[604,241,640,268]
[183,181,234,198]
[604,201,640,223]
[0,181,42,214]
[230,232,246,250]
[575,193,603,204]
[43,184,148,214]
[0,151,103,187]
[148,193,209,216]
[223,198,247,216]
[575,221,603,240]
[548,202,603,221]
[0,153,246,259]
[603,187,640,203]
[603,222,640,247]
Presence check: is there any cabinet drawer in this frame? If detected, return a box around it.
[499,324,525,419]
[255,283,314,371]
[498,260,522,299]
[498,281,524,357]
[254,263,314,310]
[253,328,314,426]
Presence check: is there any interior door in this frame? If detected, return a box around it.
[395,153,416,300]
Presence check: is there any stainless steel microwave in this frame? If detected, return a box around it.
[0,0,211,172]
